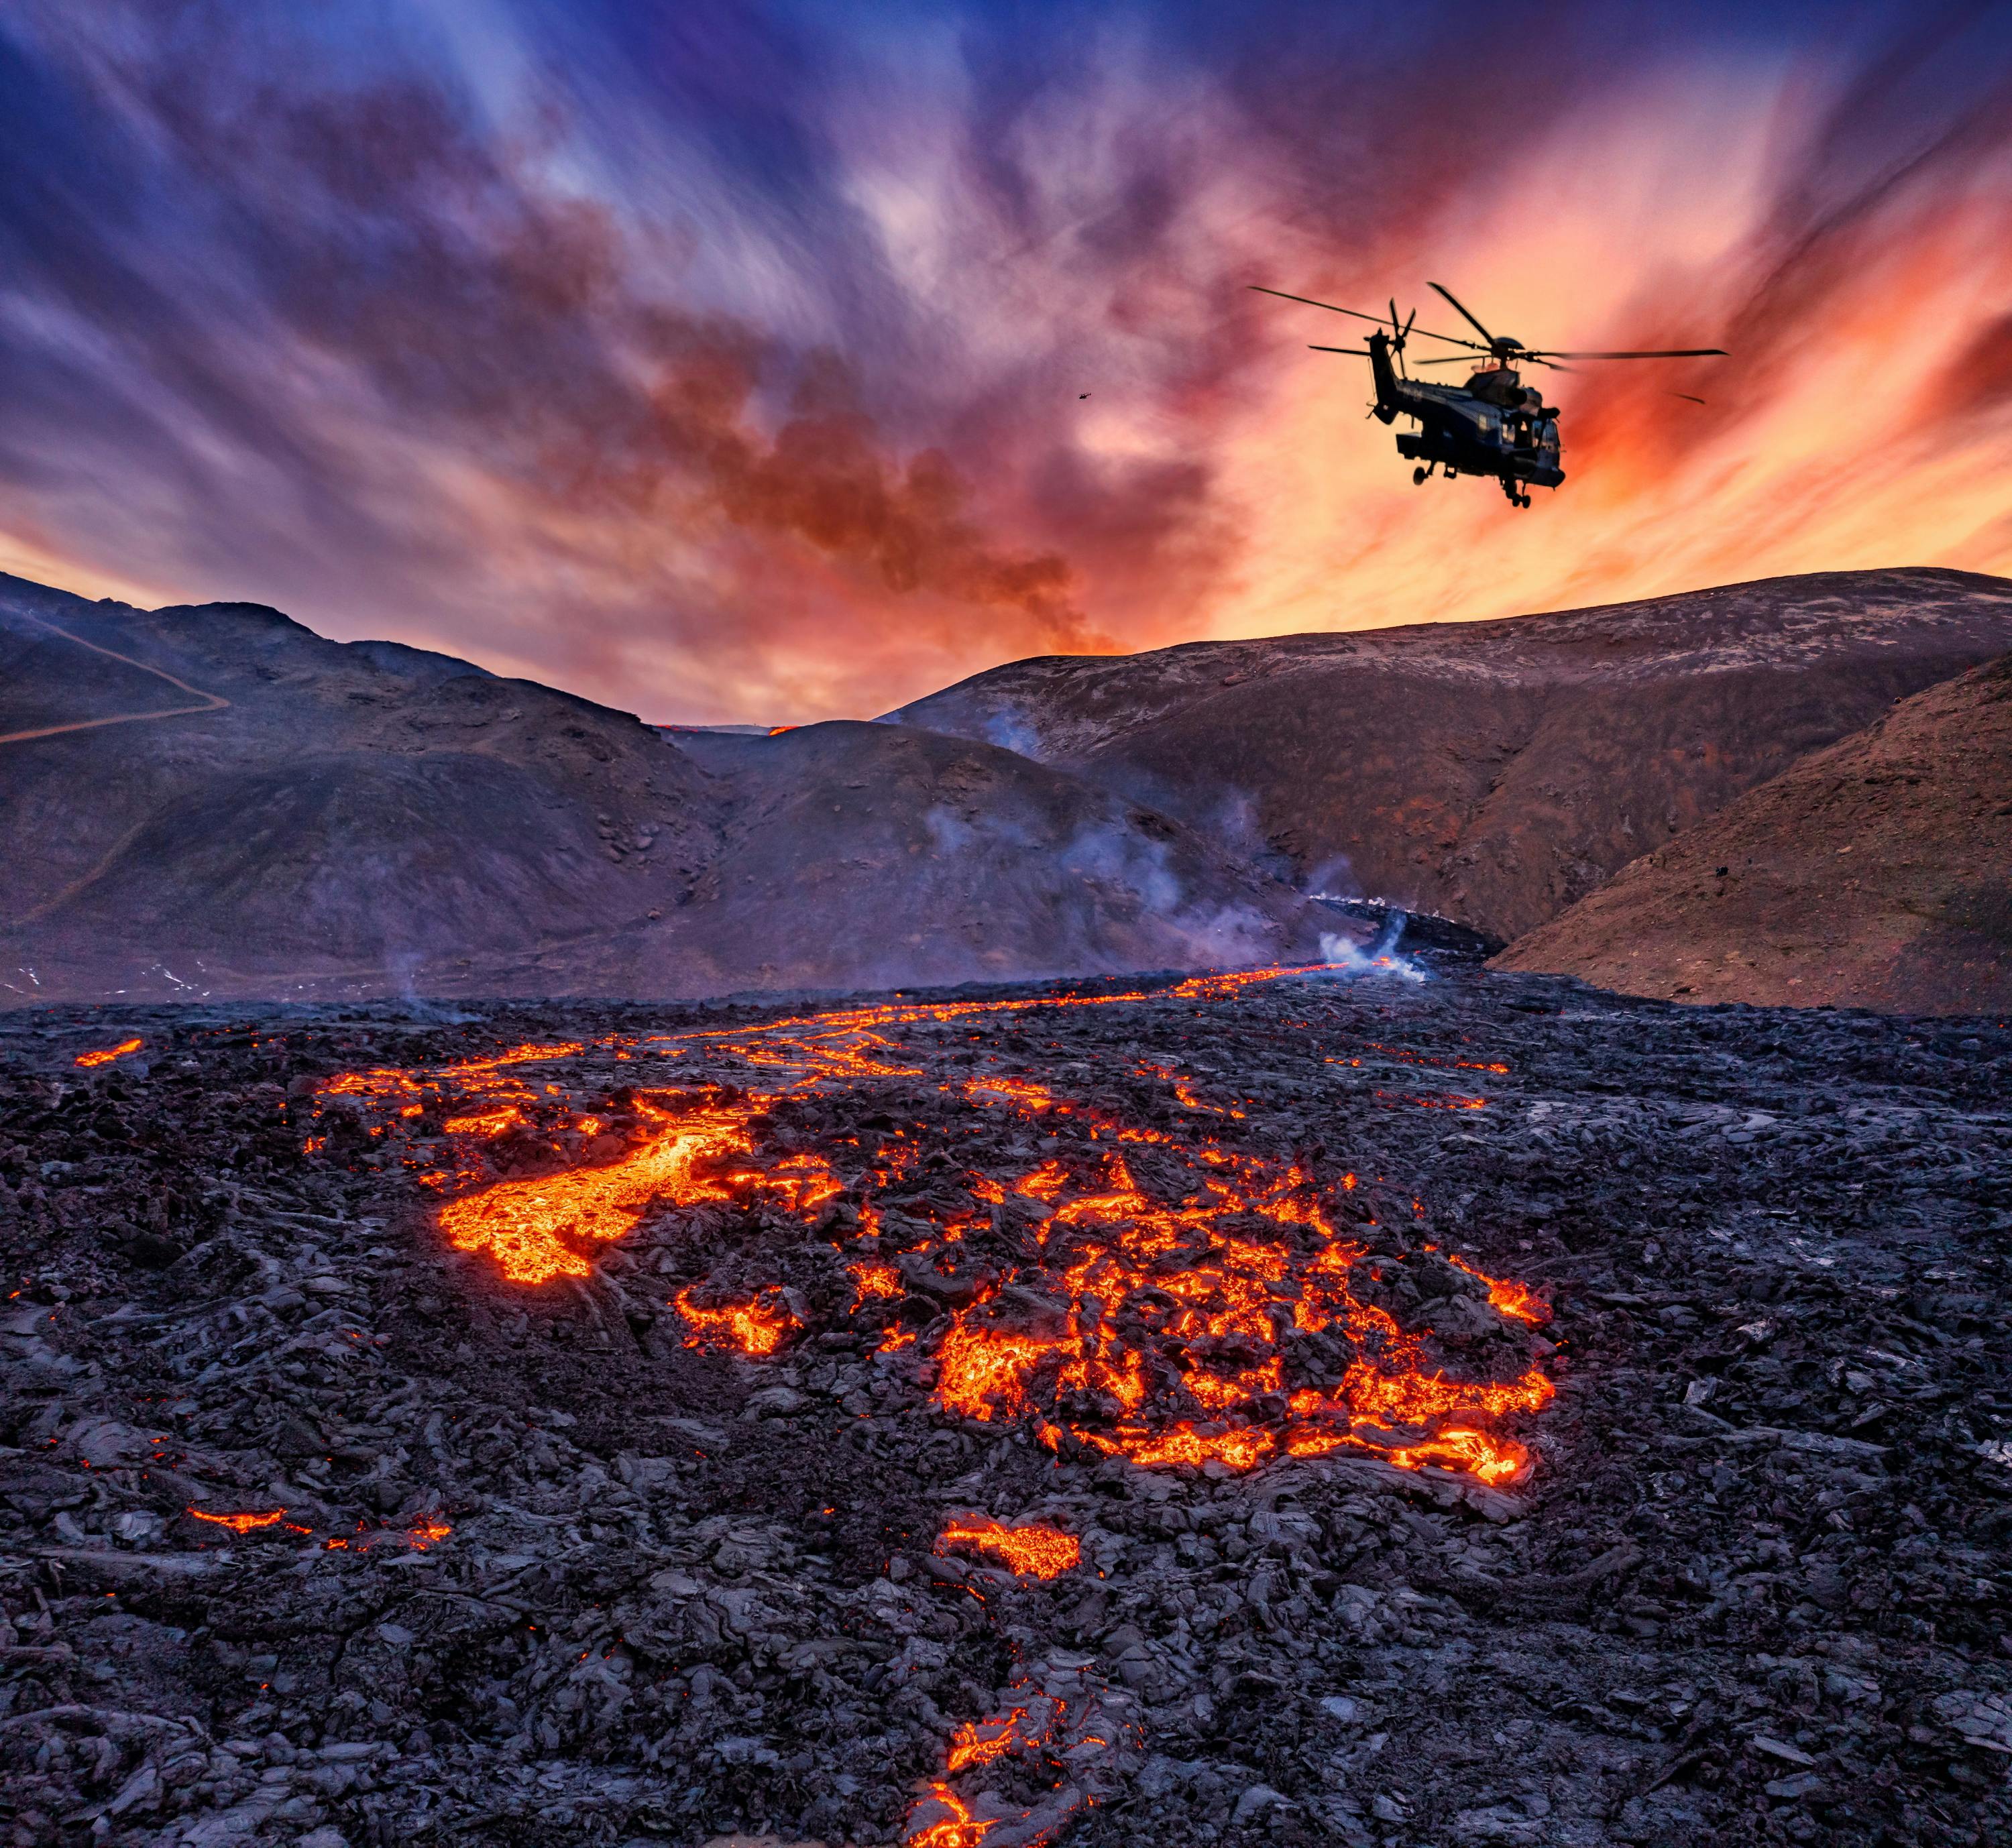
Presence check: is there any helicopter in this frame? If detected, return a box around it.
[1249,281,1726,506]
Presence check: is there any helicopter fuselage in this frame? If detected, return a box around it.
[1366,330,1563,498]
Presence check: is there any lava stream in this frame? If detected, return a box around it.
[308,964,1553,1489]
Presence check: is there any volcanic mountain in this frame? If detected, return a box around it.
[1493,651,2012,1013]
[888,567,2012,943]
[0,576,1330,1005]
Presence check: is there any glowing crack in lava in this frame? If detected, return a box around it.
[938,1518,1081,1579]
[909,1670,1141,1847]
[673,1285,800,1355]
[186,1507,285,1534]
[311,964,1555,1490]
[74,1037,142,1068]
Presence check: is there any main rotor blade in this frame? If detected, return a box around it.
[1414,353,1579,376]
[1248,284,1386,322]
[1248,286,1488,350]
[1308,344,1376,355]
[1428,281,1496,345]
[1526,347,1728,359]
[1671,392,1708,404]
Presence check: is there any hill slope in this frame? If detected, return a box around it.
[0,577,1331,1004]
[1492,654,2012,1014]
[888,569,2012,941]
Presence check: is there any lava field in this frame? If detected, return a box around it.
[2,958,2009,1848]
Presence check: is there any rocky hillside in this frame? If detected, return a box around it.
[1493,653,2012,1013]
[0,577,1332,1005]
[889,569,2012,943]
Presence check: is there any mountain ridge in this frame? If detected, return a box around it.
[1492,651,2012,1013]
[888,567,2012,940]
[0,575,1331,1005]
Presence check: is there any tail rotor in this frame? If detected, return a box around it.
[1388,299,1416,378]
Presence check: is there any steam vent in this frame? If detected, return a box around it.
[5,941,2008,1847]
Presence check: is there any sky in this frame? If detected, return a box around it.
[2,1,2010,724]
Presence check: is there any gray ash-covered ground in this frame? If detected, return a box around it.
[1,956,2009,1848]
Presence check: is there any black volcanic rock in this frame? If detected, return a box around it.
[0,576,1333,1004]
[2,966,2007,1847]
[888,567,2012,941]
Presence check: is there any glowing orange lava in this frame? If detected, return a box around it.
[443,1106,521,1137]
[907,1784,993,1847]
[849,1260,905,1303]
[905,1668,1123,1848]
[673,1286,799,1356]
[187,1507,285,1534]
[1448,1251,1551,1326]
[311,963,1555,1488]
[938,1519,1081,1579]
[74,1037,142,1068]
[946,1708,1037,1772]
[435,1104,755,1283]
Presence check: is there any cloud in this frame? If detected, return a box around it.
[0,1,2009,722]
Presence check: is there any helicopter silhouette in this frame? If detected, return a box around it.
[1251,282,1726,507]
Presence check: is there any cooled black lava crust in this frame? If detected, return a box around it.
[1,962,2009,1848]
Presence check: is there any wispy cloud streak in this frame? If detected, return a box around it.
[0,1,2008,719]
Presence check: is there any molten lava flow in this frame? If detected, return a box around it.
[848,1260,904,1303]
[443,1106,521,1137]
[936,1324,1071,1423]
[907,1784,991,1848]
[313,962,1555,1488]
[909,1687,1072,1845]
[946,1707,1041,1772]
[435,1103,757,1284]
[905,1667,1136,1848]
[1447,1251,1551,1326]
[187,1507,285,1534]
[673,1286,800,1356]
[74,1037,142,1068]
[321,1067,422,1101]
[446,1041,584,1072]
[1124,1426,1276,1471]
[938,1519,1081,1579]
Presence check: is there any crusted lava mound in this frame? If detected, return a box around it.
[888,567,2012,942]
[1495,652,2012,1015]
[3,964,2009,1847]
[0,576,1333,1007]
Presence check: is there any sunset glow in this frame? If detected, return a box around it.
[1,5,2006,721]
